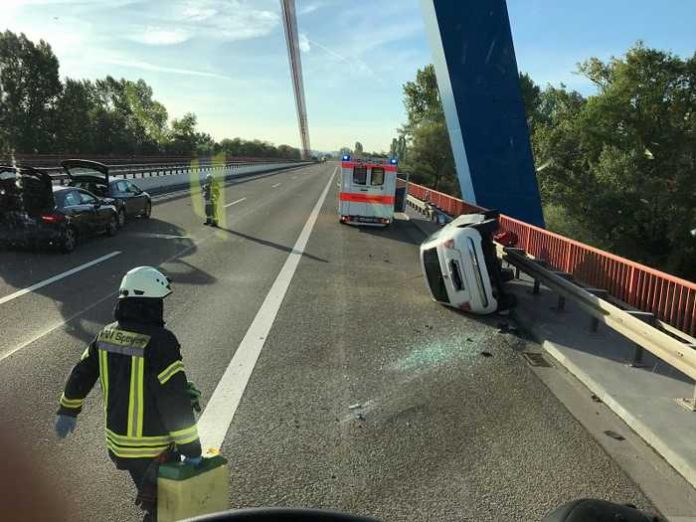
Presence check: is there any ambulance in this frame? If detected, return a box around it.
[338,155,400,226]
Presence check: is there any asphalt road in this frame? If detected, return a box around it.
[0,162,653,521]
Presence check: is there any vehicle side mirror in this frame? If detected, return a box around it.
[94,201,102,208]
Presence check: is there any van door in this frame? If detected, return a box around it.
[349,165,369,218]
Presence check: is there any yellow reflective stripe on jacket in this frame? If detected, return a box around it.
[170,424,199,445]
[106,440,169,459]
[80,347,90,361]
[106,429,172,447]
[127,355,145,438]
[157,360,185,385]
[59,393,84,409]
[98,350,109,412]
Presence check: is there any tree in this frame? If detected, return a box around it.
[532,43,696,278]
[167,113,198,155]
[54,79,98,154]
[0,31,62,153]
[354,141,363,154]
[399,64,456,192]
[402,64,443,133]
[408,119,458,195]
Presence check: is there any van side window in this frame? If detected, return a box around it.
[353,166,367,185]
[370,167,385,186]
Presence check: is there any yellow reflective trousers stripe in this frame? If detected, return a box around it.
[157,360,185,385]
[127,355,144,438]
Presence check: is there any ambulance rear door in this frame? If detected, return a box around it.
[344,163,369,218]
[365,165,392,221]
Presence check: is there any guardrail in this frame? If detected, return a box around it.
[503,247,696,410]
[405,179,696,337]
[18,157,307,184]
[1,154,304,168]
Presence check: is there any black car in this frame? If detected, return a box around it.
[0,165,119,253]
[62,159,152,228]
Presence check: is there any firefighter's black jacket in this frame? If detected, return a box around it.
[57,298,202,465]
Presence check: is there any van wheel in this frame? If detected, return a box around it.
[117,208,126,228]
[60,227,77,253]
[106,215,118,237]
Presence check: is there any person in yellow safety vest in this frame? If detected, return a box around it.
[203,172,220,227]
[54,266,202,522]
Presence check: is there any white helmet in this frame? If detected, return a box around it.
[206,173,214,182]
[119,266,172,299]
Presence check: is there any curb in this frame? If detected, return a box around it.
[512,304,696,492]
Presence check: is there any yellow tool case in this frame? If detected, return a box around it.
[157,455,229,521]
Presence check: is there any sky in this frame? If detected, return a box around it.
[2,0,695,153]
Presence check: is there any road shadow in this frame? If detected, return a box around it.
[355,215,424,248]
[216,226,328,264]
[0,217,217,347]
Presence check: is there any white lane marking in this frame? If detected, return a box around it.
[271,183,281,188]
[0,230,216,363]
[151,164,312,203]
[198,166,338,450]
[0,291,117,363]
[224,197,247,208]
[0,251,122,306]
[126,233,190,240]
[0,166,329,362]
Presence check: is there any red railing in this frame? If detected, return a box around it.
[407,181,696,337]
[407,183,484,215]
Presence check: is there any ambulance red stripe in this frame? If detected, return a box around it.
[339,192,395,204]
[341,162,397,172]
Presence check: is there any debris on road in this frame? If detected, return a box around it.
[591,394,602,403]
[604,430,625,441]
[480,351,493,357]
[348,403,362,410]
[497,322,518,334]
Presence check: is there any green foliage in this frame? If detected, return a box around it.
[396,45,696,279]
[0,30,62,153]
[0,30,301,160]
[395,64,457,195]
[531,43,696,279]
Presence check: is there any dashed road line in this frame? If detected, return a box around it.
[224,197,247,208]
[0,251,122,306]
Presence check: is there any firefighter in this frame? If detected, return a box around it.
[203,173,220,227]
[54,266,202,521]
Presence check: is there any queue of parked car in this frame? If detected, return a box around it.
[0,160,152,253]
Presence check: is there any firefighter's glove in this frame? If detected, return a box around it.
[186,381,202,412]
[184,456,203,467]
[54,415,77,439]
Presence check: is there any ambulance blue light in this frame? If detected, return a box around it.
[389,158,398,165]
[342,154,351,161]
